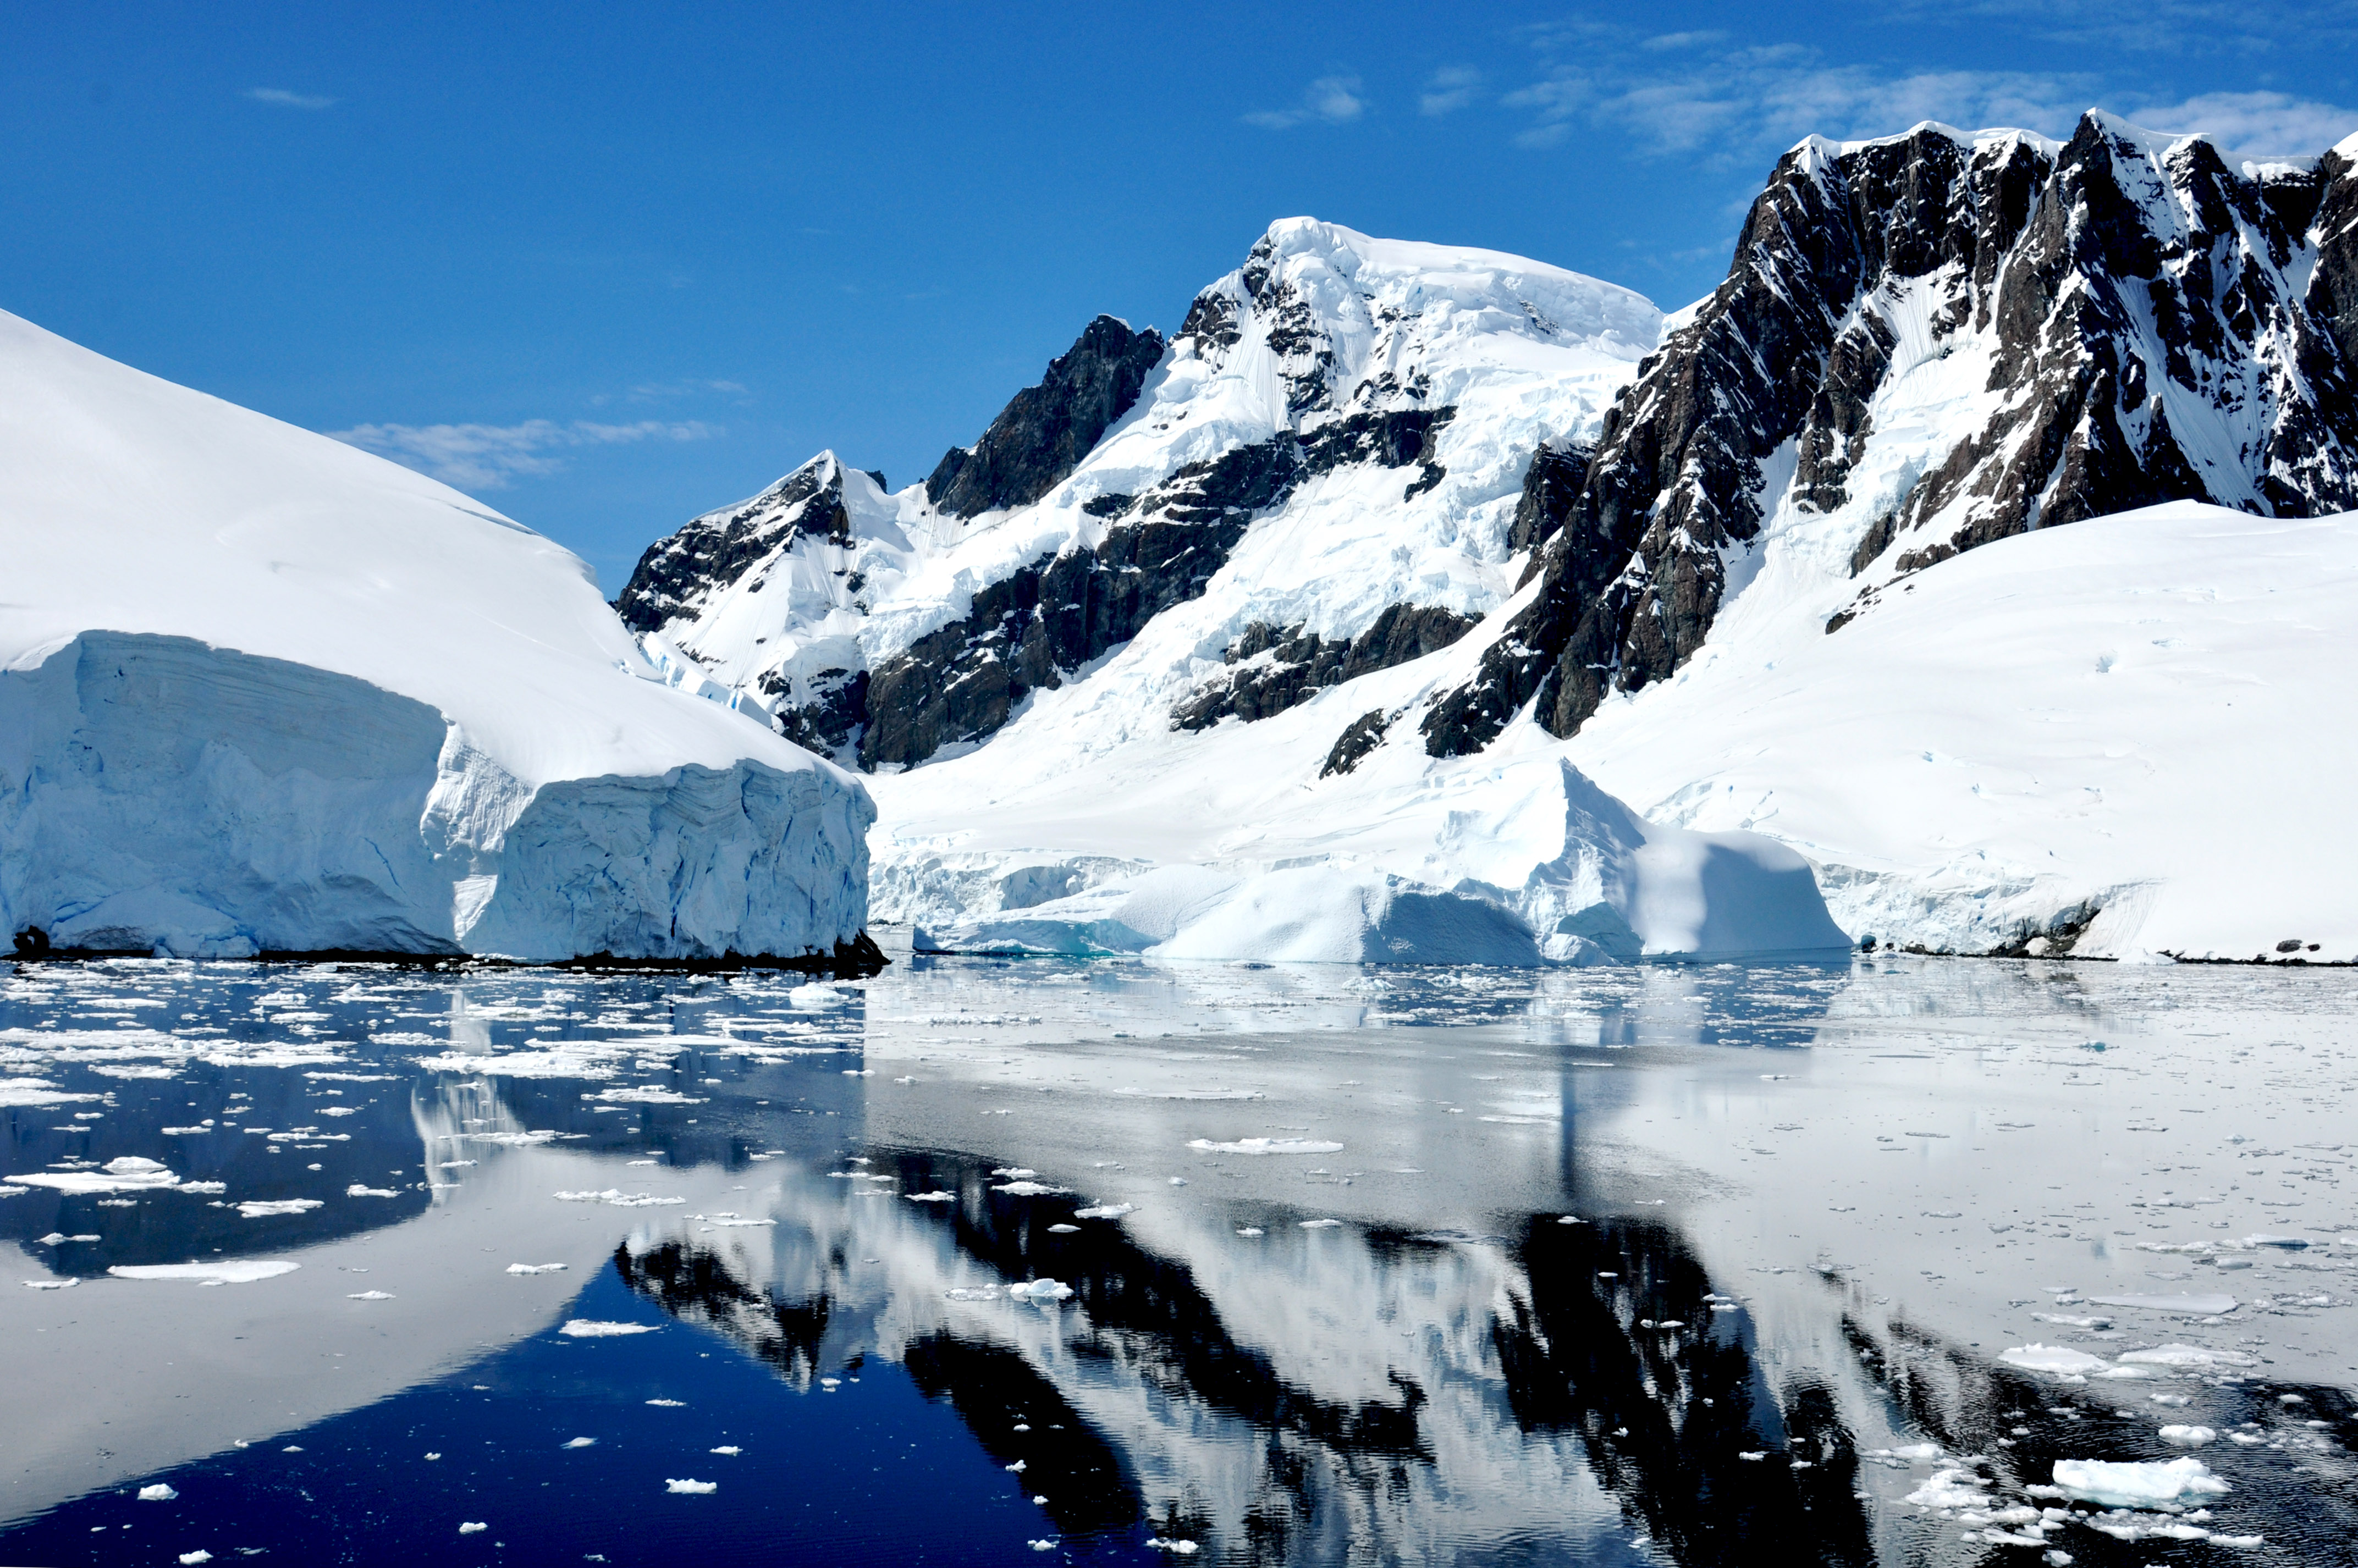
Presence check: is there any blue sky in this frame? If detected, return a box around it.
[9,2,2357,590]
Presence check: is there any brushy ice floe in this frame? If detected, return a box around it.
[1185,1138,1345,1156]
[2051,1456,2229,1509]
[109,1261,299,1284]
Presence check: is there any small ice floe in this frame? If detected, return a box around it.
[1185,1138,1344,1156]
[236,1200,323,1218]
[1738,1451,1767,1462]
[563,1438,597,1449]
[552,1189,685,1207]
[2116,1344,2258,1370]
[945,1286,1004,1302]
[646,1399,685,1407]
[344,1185,400,1199]
[345,1290,394,1300]
[561,1320,659,1337]
[110,1261,299,1284]
[459,1522,487,1534]
[1299,1219,1342,1229]
[2158,1425,2217,1447]
[1047,1223,1079,1233]
[1905,1467,1992,1508]
[1005,1461,1026,1472]
[1167,1177,1186,1186]
[993,1181,1067,1197]
[507,1263,567,1275]
[2051,1456,2228,1509]
[179,1553,211,1565]
[906,1191,957,1202]
[1146,1541,1200,1555]
[1072,1203,1133,1220]
[2032,1313,2113,1329]
[597,1087,707,1106]
[7,1156,180,1195]
[139,1484,177,1501]
[1008,1279,1074,1302]
[175,1181,225,1194]
[1028,1541,1056,1552]
[1558,1215,1583,1225]
[709,1445,741,1455]
[665,1479,717,1494]
[2001,1345,2111,1375]
[2086,1293,2238,1316]
[1236,1227,1264,1236]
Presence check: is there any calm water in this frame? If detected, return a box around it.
[2,947,2354,1566]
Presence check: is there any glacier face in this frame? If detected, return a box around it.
[0,310,873,963]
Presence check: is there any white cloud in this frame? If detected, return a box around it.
[328,418,718,490]
[245,87,335,110]
[2120,91,2358,161]
[1244,75,1366,130]
[1419,67,1482,117]
[1503,20,2358,163]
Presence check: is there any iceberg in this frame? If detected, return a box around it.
[0,309,873,963]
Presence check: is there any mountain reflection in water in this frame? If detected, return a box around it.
[3,954,2354,1565]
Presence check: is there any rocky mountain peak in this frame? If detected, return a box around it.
[1422,109,2358,757]
[615,451,886,635]
[923,314,1166,518]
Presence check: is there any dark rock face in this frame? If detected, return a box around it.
[1171,604,1477,732]
[615,455,856,635]
[1320,709,1391,777]
[1427,114,2358,757]
[860,409,1457,771]
[760,665,868,760]
[924,316,1167,518]
[1509,441,1593,558]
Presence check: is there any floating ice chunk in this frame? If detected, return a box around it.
[2116,1344,2259,1369]
[992,1181,1066,1196]
[8,1156,180,1194]
[2032,1313,2113,1329]
[1299,1218,1343,1229]
[1008,1279,1074,1302]
[552,1189,686,1207]
[705,1217,776,1227]
[0,1185,26,1197]
[2086,1293,2238,1315]
[1558,1214,1582,1224]
[139,1484,177,1501]
[709,1445,741,1455]
[110,1261,298,1284]
[1146,1542,1200,1555]
[1738,1451,1767,1462]
[945,1286,1004,1302]
[0,1079,98,1107]
[2159,1426,2216,1446]
[179,1553,211,1565]
[2001,1344,2112,1374]
[1236,1227,1264,1236]
[236,1200,323,1218]
[1029,1541,1056,1552]
[905,1191,957,1202]
[1907,1467,1992,1508]
[1167,1177,1186,1186]
[645,1399,685,1407]
[596,1086,707,1106]
[344,1185,400,1198]
[1072,1203,1133,1220]
[175,1181,226,1194]
[991,1168,1037,1179]
[2052,1456,2228,1509]
[1185,1138,1345,1156]
[563,1438,597,1449]
[1046,1223,1079,1233]
[345,1290,394,1300]
[561,1320,660,1337]
[506,1263,567,1274]
[20,1278,76,1289]
[459,1522,487,1534]
[665,1479,716,1494]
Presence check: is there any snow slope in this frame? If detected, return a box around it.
[1563,500,2358,963]
[0,308,873,961]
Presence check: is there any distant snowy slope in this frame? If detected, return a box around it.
[0,308,873,962]
[1564,501,2358,963]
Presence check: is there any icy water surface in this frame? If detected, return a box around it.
[2,949,2354,1566]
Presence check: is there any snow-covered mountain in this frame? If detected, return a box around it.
[621,114,2358,963]
[0,310,874,964]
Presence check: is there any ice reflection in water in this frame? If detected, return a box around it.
[0,953,2353,1565]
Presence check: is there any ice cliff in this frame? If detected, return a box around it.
[0,308,874,963]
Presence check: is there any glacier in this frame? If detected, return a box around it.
[0,308,874,963]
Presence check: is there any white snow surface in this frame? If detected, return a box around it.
[1567,502,2358,961]
[0,308,872,960]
